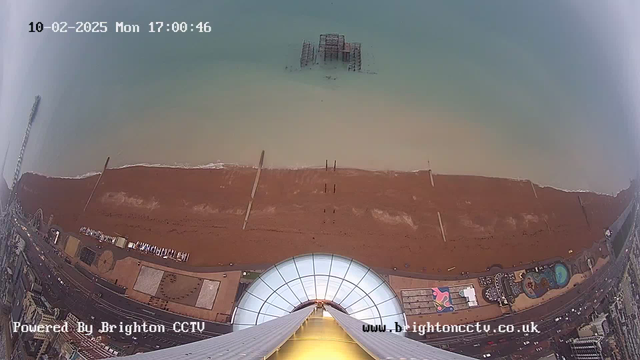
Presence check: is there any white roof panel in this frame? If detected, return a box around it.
[119,307,314,360]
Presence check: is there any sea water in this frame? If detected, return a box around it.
[1,0,638,194]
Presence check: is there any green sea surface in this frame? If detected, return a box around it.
[0,0,638,193]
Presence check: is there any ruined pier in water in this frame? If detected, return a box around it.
[300,41,315,68]
[299,34,362,71]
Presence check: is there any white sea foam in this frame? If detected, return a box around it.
[23,171,102,180]
[537,184,617,197]
[110,162,336,171]
[22,162,240,180]
[409,170,619,197]
[20,165,626,197]
[111,162,232,170]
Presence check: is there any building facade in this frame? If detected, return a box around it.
[569,336,606,360]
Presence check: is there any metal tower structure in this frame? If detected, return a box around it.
[0,143,8,180]
[11,96,40,191]
[0,143,8,211]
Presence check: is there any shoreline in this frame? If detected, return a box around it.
[22,161,627,196]
[15,165,635,274]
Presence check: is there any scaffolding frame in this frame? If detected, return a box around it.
[300,40,315,68]
[302,34,362,71]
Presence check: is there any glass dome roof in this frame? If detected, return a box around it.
[232,254,406,333]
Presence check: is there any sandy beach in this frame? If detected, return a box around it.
[15,166,633,274]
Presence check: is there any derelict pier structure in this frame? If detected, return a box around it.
[300,34,362,71]
[300,41,315,68]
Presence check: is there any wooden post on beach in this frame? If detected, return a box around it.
[544,219,551,233]
[578,195,590,229]
[437,211,446,242]
[333,184,336,194]
[243,150,265,230]
[333,160,336,171]
[530,180,538,199]
[83,156,110,214]
[326,160,328,171]
[428,160,434,187]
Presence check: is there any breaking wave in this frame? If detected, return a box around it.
[112,162,231,170]
[20,164,625,196]
[23,171,102,180]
